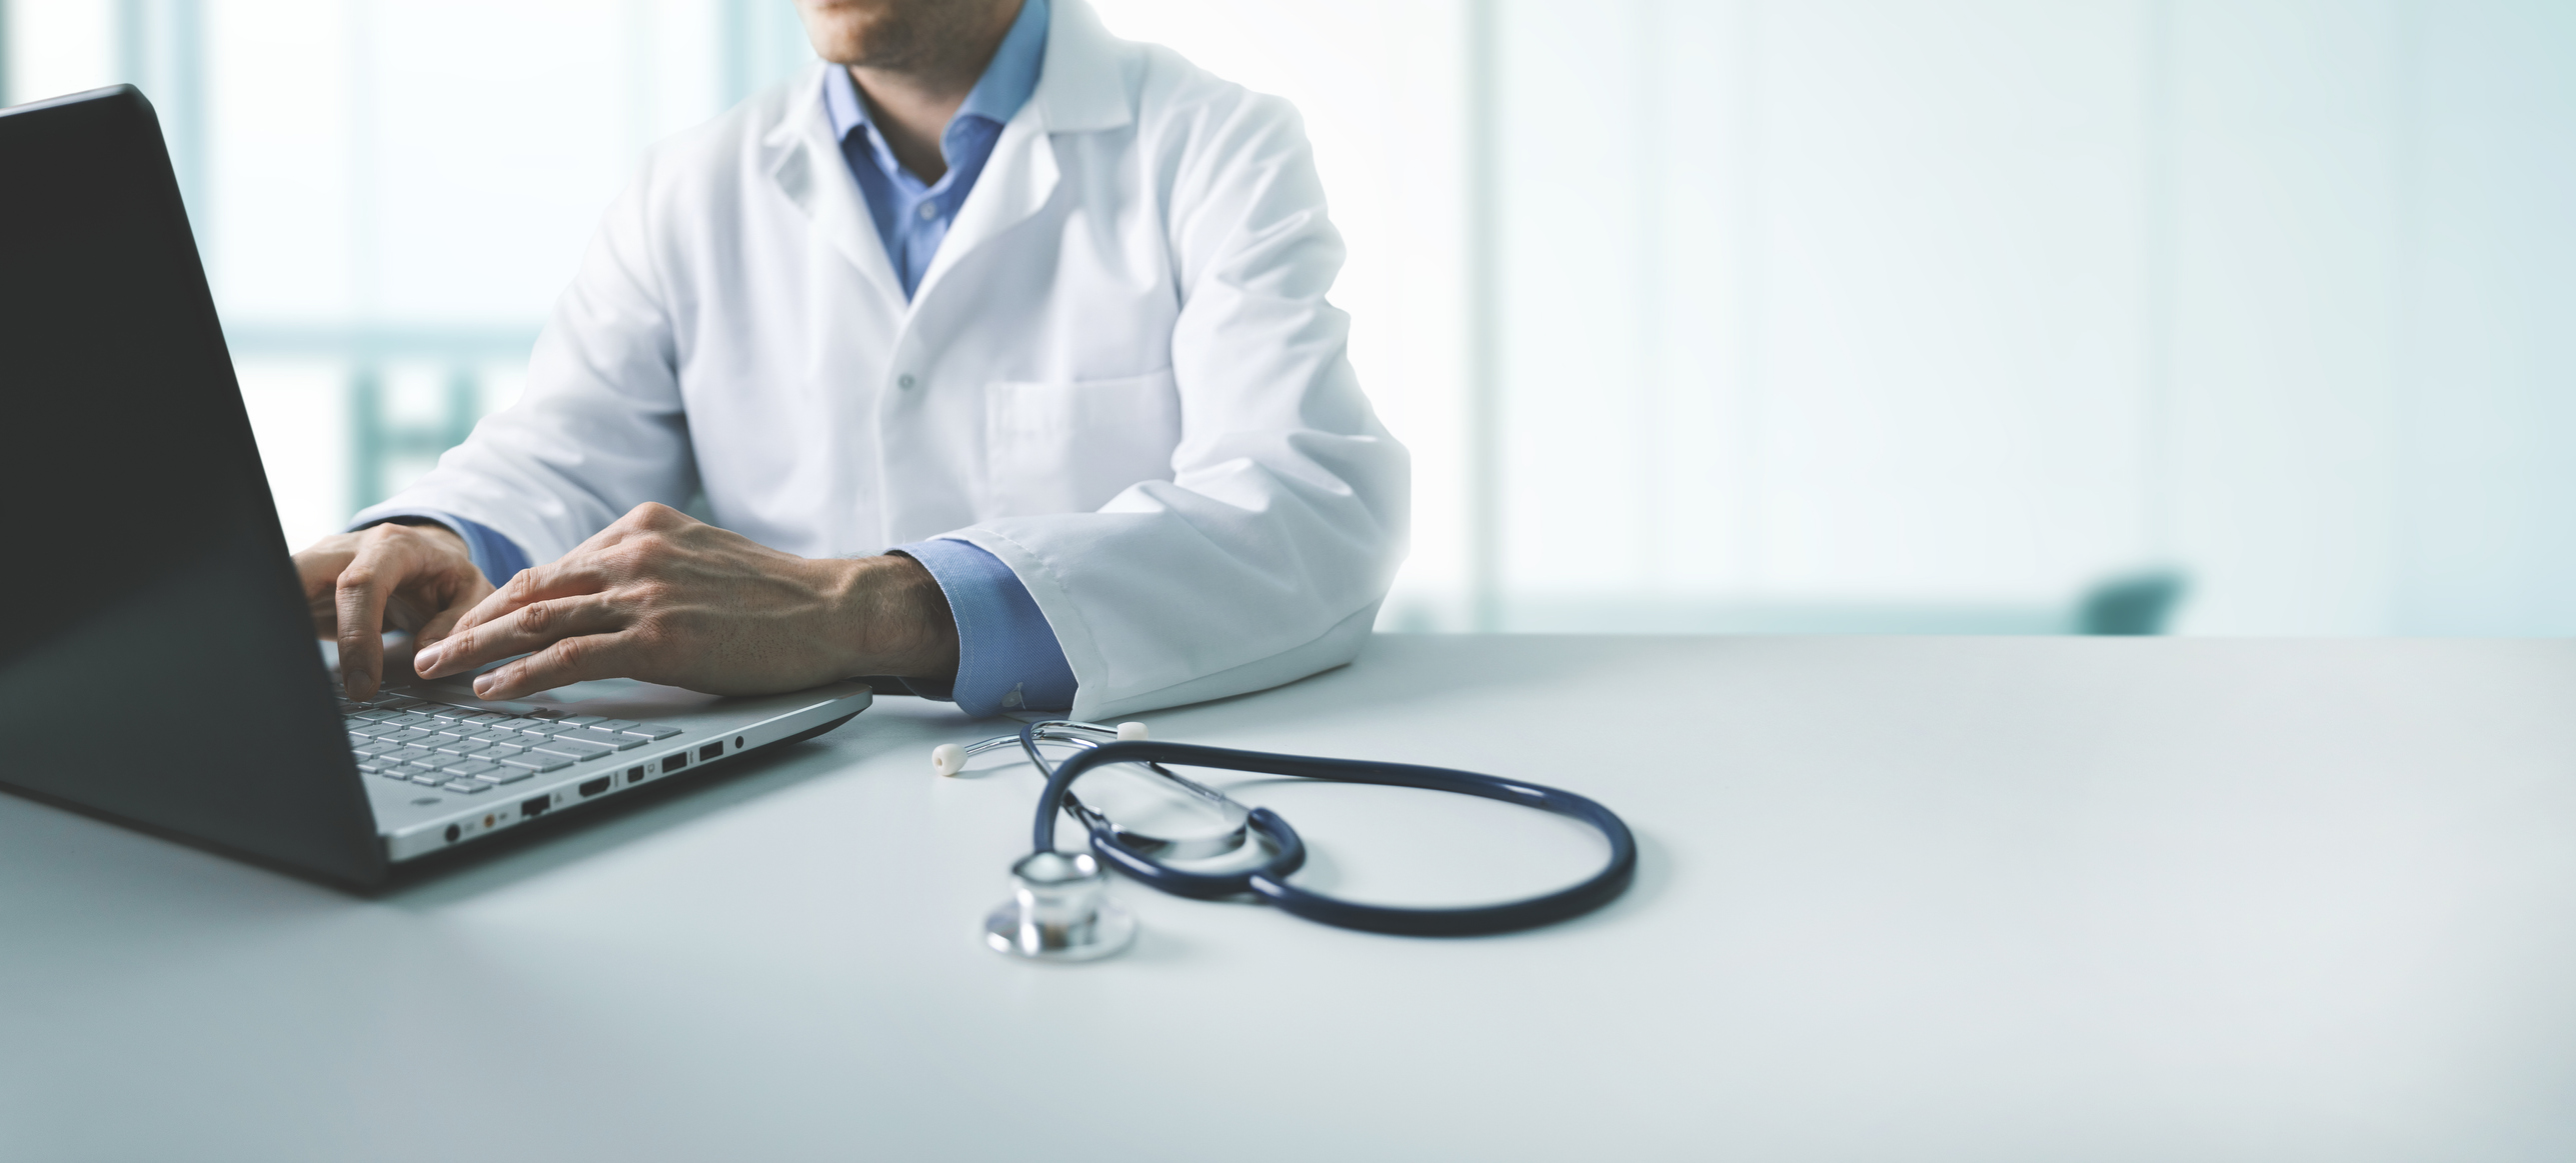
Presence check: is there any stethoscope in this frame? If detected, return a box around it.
[934,720,1637,961]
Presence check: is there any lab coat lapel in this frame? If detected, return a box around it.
[764,71,908,312]
[910,118,1056,305]
[910,0,1133,306]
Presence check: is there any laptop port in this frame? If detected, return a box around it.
[700,742,724,762]
[663,754,686,773]
[444,824,461,843]
[626,765,645,784]
[522,796,550,819]
[578,776,611,798]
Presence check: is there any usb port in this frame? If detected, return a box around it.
[662,754,686,773]
[521,796,550,819]
[700,742,724,762]
[578,776,611,798]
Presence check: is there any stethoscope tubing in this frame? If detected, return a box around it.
[1031,738,1638,937]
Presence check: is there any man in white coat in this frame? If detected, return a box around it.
[298,0,1407,723]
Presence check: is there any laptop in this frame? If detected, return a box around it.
[0,85,872,888]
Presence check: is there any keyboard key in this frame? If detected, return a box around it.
[496,753,575,773]
[352,709,403,722]
[354,741,397,757]
[376,769,413,781]
[533,740,613,761]
[444,780,492,794]
[380,713,434,728]
[435,739,491,757]
[355,759,385,773]
[557,728,646,750]
[593,719,642,732]
[481,742,527,759]
[493,718,553,732]
[620,723,685,740]
[463,728,520,745]
[458,711,509,724]
[386,746,437,763]
[440,759,502,778]
[376,697,428,710]
[477,768,535,785]
[418,704,474,719]
[382,729,439,745]
[558,715,608,727]
[432,721,487,737]
[408,773,447,786]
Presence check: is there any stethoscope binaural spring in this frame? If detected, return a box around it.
[936,720,1637,961]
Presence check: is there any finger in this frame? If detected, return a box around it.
[472,630,639,701]
[418,594,627,680]
[333,550,401,700]
[296,541,360,638]
[447,557,614,638]
[410,580,495,655]
[295,529,363,584]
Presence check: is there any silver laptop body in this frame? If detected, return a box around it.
[352,674,870,861]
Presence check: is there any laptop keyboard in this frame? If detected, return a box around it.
[337,693,684,796]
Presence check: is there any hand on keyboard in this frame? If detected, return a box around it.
[410,502,957,701]
[297,520,496,701]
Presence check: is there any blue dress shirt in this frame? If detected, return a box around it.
[822,0,1049,299]
[357,0,1079,717]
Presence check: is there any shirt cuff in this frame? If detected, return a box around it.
[352,510,532,589]
[893,538,1077,717]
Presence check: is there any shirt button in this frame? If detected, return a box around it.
[897,374,917,389]
[917,203,939,221]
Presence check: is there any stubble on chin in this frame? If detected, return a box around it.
[799,0,1007,71]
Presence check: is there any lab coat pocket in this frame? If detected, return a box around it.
[984,369,1183,517]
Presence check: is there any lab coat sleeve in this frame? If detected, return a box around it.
[950,89,1409,720]
[348,153,696,564]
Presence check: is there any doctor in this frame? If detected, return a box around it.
[297,0,1408,722]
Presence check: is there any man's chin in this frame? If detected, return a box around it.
[797,8,918,69]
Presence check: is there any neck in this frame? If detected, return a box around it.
[849,0,1024,183]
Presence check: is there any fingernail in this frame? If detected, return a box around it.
[473,675,497,697]
[415,646,443,672]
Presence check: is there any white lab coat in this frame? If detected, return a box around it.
[356,0,1408,720]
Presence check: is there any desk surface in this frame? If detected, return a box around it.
[6,635,2575,1160]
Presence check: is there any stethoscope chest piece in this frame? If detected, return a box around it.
[985,849,1136,962]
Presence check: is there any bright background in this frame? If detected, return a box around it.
[7,0,2573,635]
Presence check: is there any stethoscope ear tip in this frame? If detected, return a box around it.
[931,743,966,778]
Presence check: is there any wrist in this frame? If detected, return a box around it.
[827,553,960,679]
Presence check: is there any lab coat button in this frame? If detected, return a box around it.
[898,374,917,389]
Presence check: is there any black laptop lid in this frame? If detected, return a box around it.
[0,87,386,887]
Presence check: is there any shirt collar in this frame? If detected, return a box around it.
[823,0,1050,149]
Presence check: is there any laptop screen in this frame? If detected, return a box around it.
[0,87,387,886]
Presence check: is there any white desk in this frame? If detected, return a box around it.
[6,635,2575,1160]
